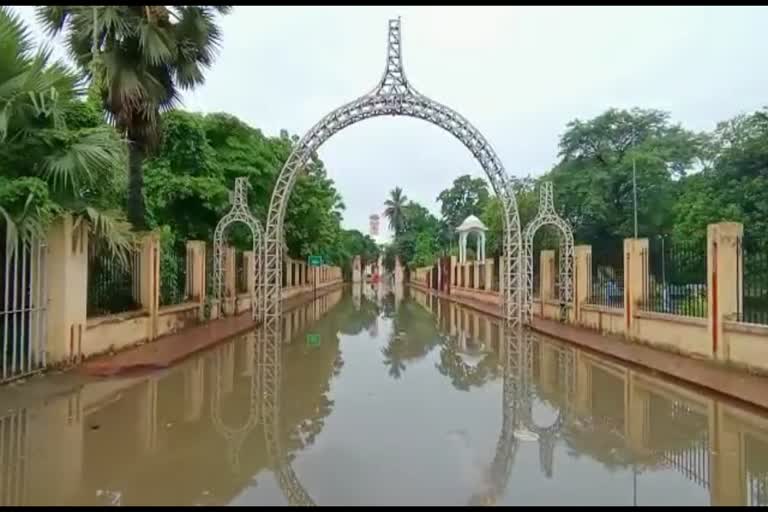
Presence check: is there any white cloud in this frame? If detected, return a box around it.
[13,6,768,237]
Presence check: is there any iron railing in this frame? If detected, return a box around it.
[746,433,768,506]
[641,237,707,318]
[159,244,189,307]
[87,245,141,318]
[586,242,624,308]
[0,235,48,383]
[739,236,768,326]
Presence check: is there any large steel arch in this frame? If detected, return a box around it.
[263,18,523,328]
[522,182,574,324]
[213,177,264,320]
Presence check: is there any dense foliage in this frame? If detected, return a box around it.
[390,106,768,270]
[4,6,766,281]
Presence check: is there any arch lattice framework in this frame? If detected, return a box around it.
[262,18,524,329]
[213,177,264,320]
[522,182,574,323]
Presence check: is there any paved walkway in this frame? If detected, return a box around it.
[412,284,768,411]
[81,285,343,377]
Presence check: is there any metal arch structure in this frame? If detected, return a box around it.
[522,182,574,324]
[262,18,524,329]
[209,331,261,474]
[213,177,265,320]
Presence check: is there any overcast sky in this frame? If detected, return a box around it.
[14,6,768,240]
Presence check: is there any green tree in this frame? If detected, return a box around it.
[436,174,490,231]
[38,5,232,230]
[673,109,768,245]
[0,6,131,255]
[383,186,407,235]
[548,107,704,250]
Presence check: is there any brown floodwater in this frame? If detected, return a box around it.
[2,284,768,506]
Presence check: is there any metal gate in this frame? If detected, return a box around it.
[0,235,47,383]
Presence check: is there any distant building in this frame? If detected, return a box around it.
[369,214,380,237]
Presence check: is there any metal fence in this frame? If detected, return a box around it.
[159,244,190,307]
[641,237,707,318]
[0,236,48,383]
[648,397,710,490]
[87,245,141,318]
[746,433,768,506]
[0,408,29,505]
[586,242,624,308]
[739,236,768,325]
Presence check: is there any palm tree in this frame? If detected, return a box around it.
[0,7,131,257]
[383,186,407,235]
[36,5,232,230]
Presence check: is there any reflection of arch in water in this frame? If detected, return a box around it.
[521,336,575,479]
[257,304,571,506]
[210,331,261,473]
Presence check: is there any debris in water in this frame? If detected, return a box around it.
[90,425,100,430]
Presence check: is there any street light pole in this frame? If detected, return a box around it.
[633,157,638,239]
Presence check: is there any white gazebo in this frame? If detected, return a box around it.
[456,215,488,263]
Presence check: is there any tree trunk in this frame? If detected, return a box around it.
[127,142,147,231]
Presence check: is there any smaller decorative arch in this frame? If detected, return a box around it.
[213,177,264,319]
[522,182,574,324]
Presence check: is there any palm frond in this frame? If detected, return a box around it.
[74,206,135,267]
[38,126,127,194]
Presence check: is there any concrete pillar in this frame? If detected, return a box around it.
[243,251,255,294]
[137,377,159,454]
[709,403,746,505]
[222,342,235,394]
[223,246,236,316]
[186,241,207,319]
[450,255,457,287]
[485,259,493,291]
[45,214,88,364]
[625,372,650,452]
[574,351,592,417]
[473,261,480,289]
[183,358,204,422]
[394,256,404,285]
[624,238,648,338]
[708,222,743,361]
[541,250,555,302]
[539,344,557,394]
[25,391,84,505]
[574,245,592,324]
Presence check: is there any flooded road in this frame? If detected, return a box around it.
[3,284,768,505]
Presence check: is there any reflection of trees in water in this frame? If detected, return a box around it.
[434,340,499,391]
[337,295,380,336]
[381,300,442,380]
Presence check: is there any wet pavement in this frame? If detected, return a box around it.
[2,284,768,505]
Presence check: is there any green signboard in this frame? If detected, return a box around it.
[306,333,321,347]
[308,255,323,267]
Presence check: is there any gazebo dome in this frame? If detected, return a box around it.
[456,215,488,232]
